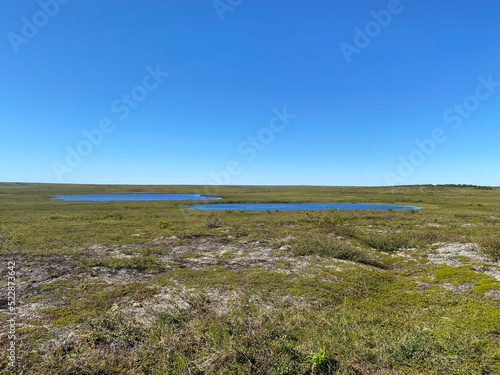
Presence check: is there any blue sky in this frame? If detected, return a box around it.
[1,0,498,186]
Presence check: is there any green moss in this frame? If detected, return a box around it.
[471,278,500,295]
[433,265,488,284]
[431,265,500,296]
[454,255,471,263]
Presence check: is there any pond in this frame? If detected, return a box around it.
[186,203,422,211]
[53,193,222,201]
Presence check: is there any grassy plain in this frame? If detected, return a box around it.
[1,183,499,374]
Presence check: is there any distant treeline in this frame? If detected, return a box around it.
[394,184,493,190]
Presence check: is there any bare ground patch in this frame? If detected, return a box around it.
[396,242,500,295]
[1,235,362,329]
[425,242,500,281]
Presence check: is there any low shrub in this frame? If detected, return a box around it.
[305,209,346,227]
[356,231,449,252]
[357,233,416,252]
[326,224,357,238]
[94,212,123,220]
[157,220,170,229]
[478,234,500,261]
[292,234,388,269]
[205,212,220,228]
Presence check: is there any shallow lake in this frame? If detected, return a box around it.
[187,203,421,211]
[53,193,222,201]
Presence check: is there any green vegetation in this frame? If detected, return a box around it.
[1,183,500,374]
[157,220,171,229]
[479,234,500,260]
[306,348,329,372]
[205,212,221,228]
[433,264,486,283]
[292,233,389,269]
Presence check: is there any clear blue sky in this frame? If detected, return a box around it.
[1,0,499,186]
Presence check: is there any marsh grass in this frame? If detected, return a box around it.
[0,224,22,247]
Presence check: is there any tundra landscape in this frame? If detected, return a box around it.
[1,183,499,374]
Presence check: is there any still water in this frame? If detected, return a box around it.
[187,203,421,211]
